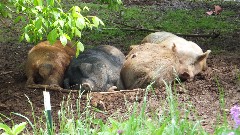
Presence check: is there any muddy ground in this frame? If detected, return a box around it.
[0,0,240,134]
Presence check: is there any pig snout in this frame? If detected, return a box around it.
[81,83,92,91]
[79,79,94,92]
[178,66,194,81]
[179,72,194,81]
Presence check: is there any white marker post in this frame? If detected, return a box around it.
[43,91,53,135]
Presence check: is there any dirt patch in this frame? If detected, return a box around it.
[0,0,240,134]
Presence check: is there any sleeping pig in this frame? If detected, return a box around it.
[141,31,211,71]
[25,40,75,87]
[63,45,125,92]
[121,43,210,89]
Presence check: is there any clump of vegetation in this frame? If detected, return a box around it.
[0,122,27,135]
[1,80,240,134]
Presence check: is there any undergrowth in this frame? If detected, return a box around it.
[1,79,240,134]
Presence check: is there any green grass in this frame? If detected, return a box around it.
[0,1,238,49]
[1,80,239,134]
[75,3,238,49]
[1,1,240,134]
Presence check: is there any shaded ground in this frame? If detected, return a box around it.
[0,0,240,134]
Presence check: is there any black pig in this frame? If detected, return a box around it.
[63,45,125,92]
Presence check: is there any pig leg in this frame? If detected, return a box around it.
[116,78,125,90]
[26,69,36,86]
[63,78,71,89]
[107,85,117,92]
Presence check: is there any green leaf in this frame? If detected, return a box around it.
[52,11,60,19]
[35,18,42,30]
[7,13,12,18]
[72,6,81,13]
[0,123,12,134]
[25,33,30,42]
[92,16,104,27]
[21,6,26,12]
[47,0,54,6]
[47,29,58,44]
[12,122,27,135]
[76,41,84,56]
[33,0,38,6]
[14,16,22,23]
[71,6,81,18]
[60,34,67,46]
[58,20,64,28]
[20,34,25,42]
[76,17,85,30]
[83,6,89,11]
[74,28,81,38]
[53,21,58,27]
[92,16,99,27]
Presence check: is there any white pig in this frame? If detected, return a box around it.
[121,43,211,89]
[141,31,211,71]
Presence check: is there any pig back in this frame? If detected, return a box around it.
[141,32,210,72]
[64,45,125,91]
[121,43,180,89]
[25,40,74,86]
[141,31,176,44]
[45,40,76,57]
[27,41,72,70]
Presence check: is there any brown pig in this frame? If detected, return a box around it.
[25,40,76,87]
[121,43,210,89]
[141,31,211,71]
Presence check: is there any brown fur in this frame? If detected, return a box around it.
[121,43,180,89]
[25,40,75,87]
[121,42,211,89]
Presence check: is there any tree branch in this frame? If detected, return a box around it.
[103,20,220,38]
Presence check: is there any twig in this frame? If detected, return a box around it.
[103,20,220,38]
[27,84,79,93]
[102,27,220,38]
[175,32,220,38]
[0,18,10,27]
[1,71,13,75]
[27,84,143,94]
[102,27,158,32]
[90,89,144,94]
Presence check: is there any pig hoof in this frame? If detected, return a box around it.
[108,86,118,92]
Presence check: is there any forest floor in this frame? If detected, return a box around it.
[0,0,240,133]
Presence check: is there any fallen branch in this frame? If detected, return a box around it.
[175,32,220,39]
[27,84,79,93]
[103,20,220,38]
[90,89,144,94]
[102,27,159,32]
[102,27,220,38]
[27,84,144,94]
[1,71,13,75]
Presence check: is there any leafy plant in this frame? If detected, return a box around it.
[1,0,122,56]
[0,122,27,135]
[0,4,10,19]
[10,0,105,55]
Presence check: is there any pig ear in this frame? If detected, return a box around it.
[196,50,211,62]
[171,43,177,52]
[129,45,139,50]
[79,63,92,74]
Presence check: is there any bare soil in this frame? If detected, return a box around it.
[0,0,240,134]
